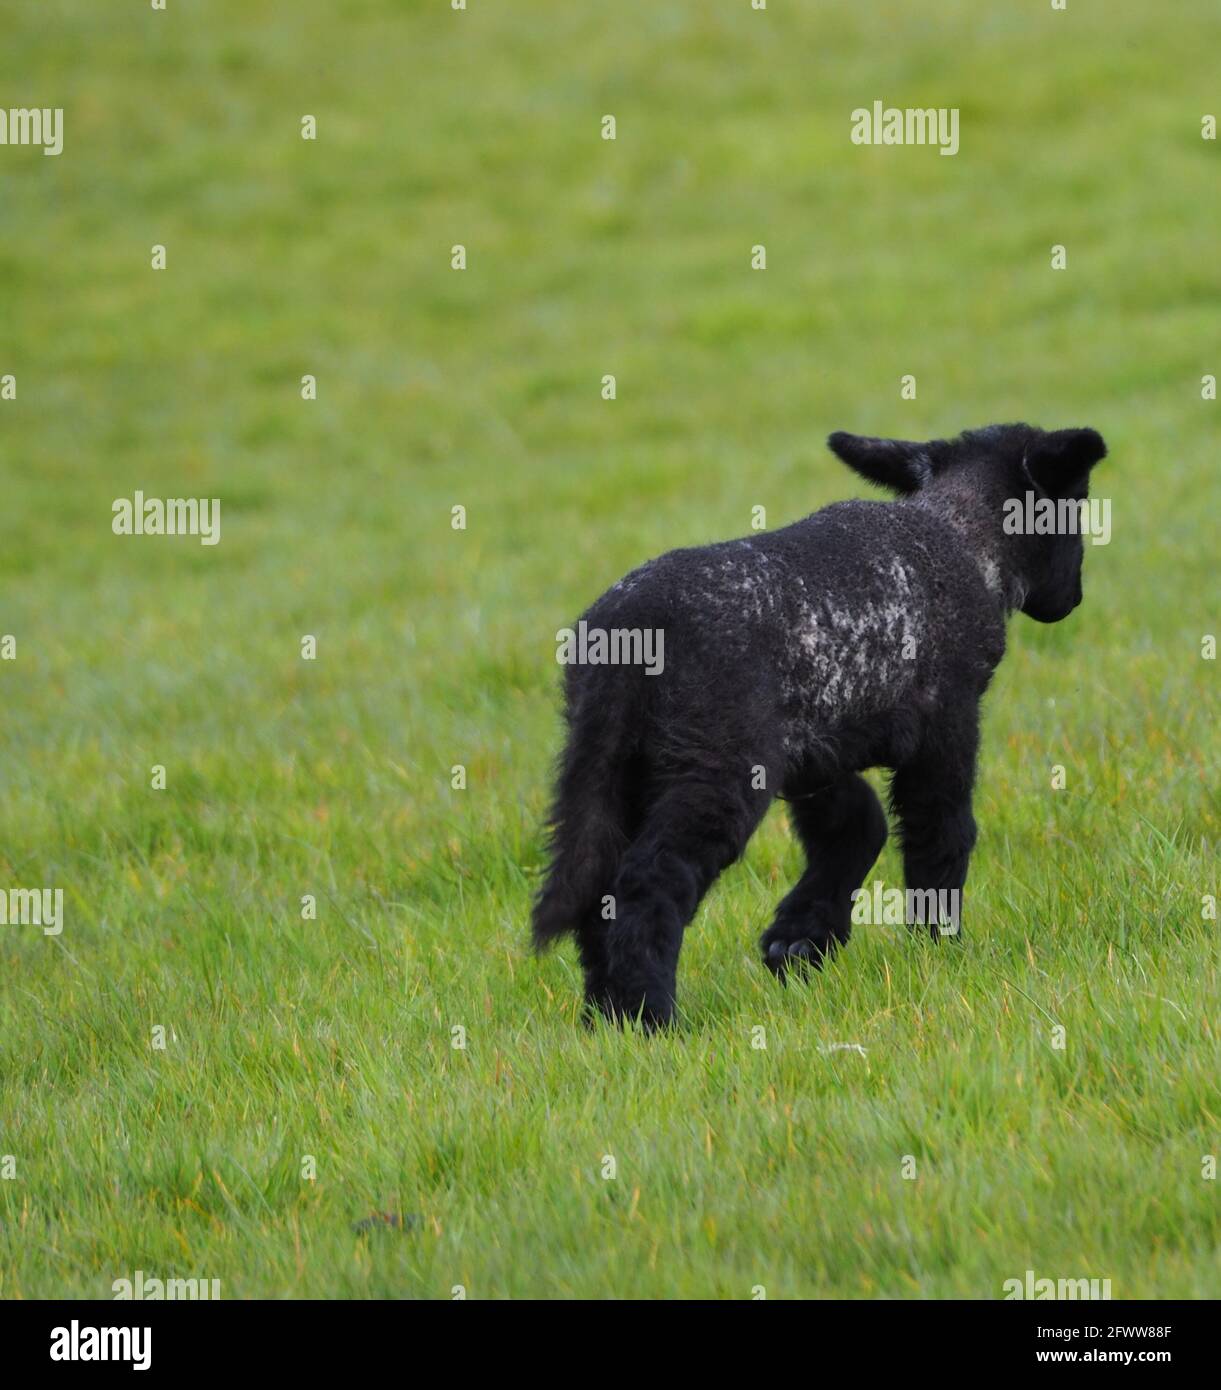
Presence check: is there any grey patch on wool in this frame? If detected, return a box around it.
[784,555,925,727]
[689,548,784,624]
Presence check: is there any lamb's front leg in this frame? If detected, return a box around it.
[761,773,888,976]
[889,737,978,939]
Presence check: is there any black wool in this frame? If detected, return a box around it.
[533,423,1107,1028]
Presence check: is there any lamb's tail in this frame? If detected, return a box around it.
[532,675,642,949]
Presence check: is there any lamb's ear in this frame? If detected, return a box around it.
[1024,427,1107,498]
[826,432,933,495]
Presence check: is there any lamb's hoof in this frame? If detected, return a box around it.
[588,990,675,1032]
[763,935,831,980]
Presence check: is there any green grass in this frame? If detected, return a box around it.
[1,0,1218,1298]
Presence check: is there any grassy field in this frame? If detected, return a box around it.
[0,0,1217,1299]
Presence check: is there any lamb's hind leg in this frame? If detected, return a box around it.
[761,773,888,977]
[599,776,767,1029]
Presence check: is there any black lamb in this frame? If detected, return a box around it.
[533,423,1108,1028]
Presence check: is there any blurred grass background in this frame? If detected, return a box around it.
[0,0,1217,1297]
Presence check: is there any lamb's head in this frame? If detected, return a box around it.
[827,423,1107,622]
